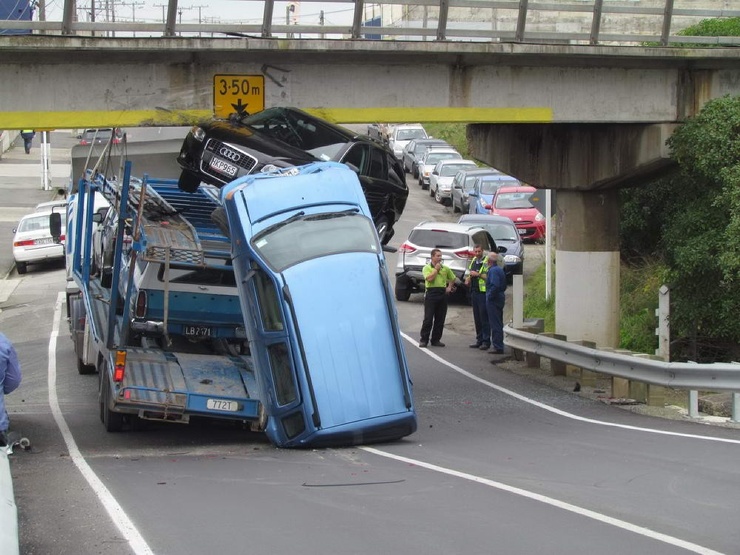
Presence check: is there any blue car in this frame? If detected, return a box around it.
[467,175,520,214]
[220,162,417,448]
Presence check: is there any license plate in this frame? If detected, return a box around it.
[206,399,240,412]
[518,229,527,235]
[184,325,212,337]
[209,157,238,177]
[35,237,54,245]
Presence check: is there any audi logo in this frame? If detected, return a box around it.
[218,147,241,162]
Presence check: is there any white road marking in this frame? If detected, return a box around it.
[361,446,724,555]
[357,332,738,554]
[48,292,155,555]
[400,331,740,445]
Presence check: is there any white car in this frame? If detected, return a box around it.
[12,210,67,274]
[429,159,478,205]
[388,124,428,159]
[34,199,68,212]
[416,148,462,189]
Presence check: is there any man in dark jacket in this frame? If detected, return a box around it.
[485,252,507,355]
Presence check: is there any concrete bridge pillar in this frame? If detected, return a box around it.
[555,189,620,348]
[468,122,678,350]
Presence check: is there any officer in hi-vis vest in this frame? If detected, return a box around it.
[464,244,490,350]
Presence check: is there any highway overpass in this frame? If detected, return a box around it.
[2,0,739,354]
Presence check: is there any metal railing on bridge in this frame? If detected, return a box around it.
[2,0,740,46]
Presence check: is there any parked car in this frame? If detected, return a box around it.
[402,138,450,177]
[489,185,547,242]
[457,214,524,279]
[176,107,408,244]
[468,174,520,214]
[12,209,66,274]
[388,124,428,159]
[77,128,122,146]
[450,168,501,214]
[394,221,497,302]
[429,159,478,205]
[417,148,462,189]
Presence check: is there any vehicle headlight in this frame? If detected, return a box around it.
[190,126,206,142]
[504,254,521,264]
[535,212,545,221]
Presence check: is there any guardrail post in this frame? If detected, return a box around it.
[567,340,597,387]
[631,354,667,406]
[601,348,631,398]
[540,332,567,375]
[733,393,740,423]
[688,390,699,418]
[516,318,544,366]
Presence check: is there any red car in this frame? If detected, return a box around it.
[489,185,546,241]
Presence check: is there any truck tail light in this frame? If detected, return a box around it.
[113,350,126,382]
[135,291,147,318]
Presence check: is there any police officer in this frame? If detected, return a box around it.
[419,249,457,348]
[464,244,491,350]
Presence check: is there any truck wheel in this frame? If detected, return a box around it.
[394,280,411,302]
[100,369,124,432]
[77,357,96,375]
[16,262,27,274]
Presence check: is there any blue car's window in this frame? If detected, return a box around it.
[252,212,380,272]
[253,268,284,332]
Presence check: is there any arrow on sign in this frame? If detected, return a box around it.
[231,99,250,118]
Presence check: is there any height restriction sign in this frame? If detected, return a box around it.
[213,74,265,119]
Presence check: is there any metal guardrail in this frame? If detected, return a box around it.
[2,0,740,46]
[505,325,740,392]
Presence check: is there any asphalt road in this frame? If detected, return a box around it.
[2,138,739,555]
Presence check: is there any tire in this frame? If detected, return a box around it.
[412,166,419,179]
[15,261,27,275]
[77,356,96,375]
[178,170,201,193]
[435,190,444,204]
[100,367,124,432]
[394,280,411,302]
[429,184,435,197]
[452,199,460,213]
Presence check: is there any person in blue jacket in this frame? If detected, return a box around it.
[485,252,507,355]
[0,332,22,447]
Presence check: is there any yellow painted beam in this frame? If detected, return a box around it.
[0,107,553,130]
[0,110,211,130]
[308,107,554,124]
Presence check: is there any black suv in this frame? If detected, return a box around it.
[176,107,408,244]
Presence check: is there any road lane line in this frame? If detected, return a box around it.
[400,331,740,445]
[48,292,155,555]
[362,446,723,555]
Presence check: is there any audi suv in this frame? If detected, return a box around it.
[176,107,408,244]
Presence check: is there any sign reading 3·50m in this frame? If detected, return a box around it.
[213,74,265,119]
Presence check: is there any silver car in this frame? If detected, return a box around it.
[416,148,462,189]
[450,167,502,214]
[394,221,497,301]
[429,159,478,205]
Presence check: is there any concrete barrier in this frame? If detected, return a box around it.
[0,450,20,555]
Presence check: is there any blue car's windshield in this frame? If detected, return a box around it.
[252,212,381,272]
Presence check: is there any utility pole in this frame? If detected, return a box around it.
[153,3,167,25]
[190,4,207,37]
[319,10,324,39]
[119,0,145,36]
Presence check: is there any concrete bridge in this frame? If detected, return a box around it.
[2,0,740,352]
